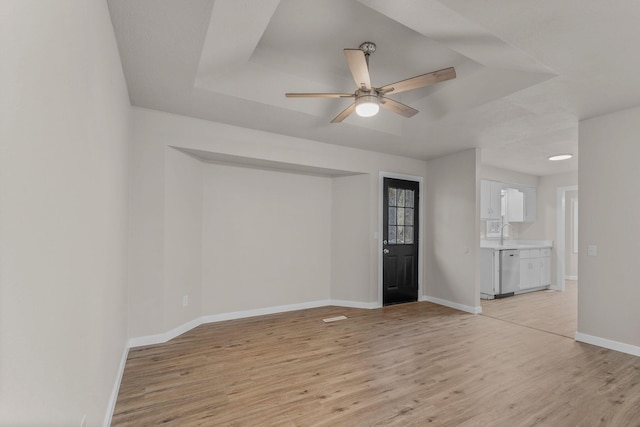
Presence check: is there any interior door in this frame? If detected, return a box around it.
[383,178,419,305]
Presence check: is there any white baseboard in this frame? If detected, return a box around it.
[128,300,332,348]
[421,295,482,314]
[575,332,640,357]
[128,316,203,348]
[199,300,331,325]
[330,299,380,309]
[103,344,129,427]
[131,296,490,348]
[565,275,578,280]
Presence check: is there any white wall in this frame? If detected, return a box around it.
[0,1,130,425]
[128,115,166,337]
[425,149,480,312]
[331,174,371,304]
[164,148,203,330]
[579,107,640,351]
[201,163,332,313]
[478,164,538,188]
[129,107,428,339]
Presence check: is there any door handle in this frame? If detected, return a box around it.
[383,249,390,254]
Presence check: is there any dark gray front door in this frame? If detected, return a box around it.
[383,178,419,305]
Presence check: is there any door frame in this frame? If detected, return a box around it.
[378,172,424,307]
[555,185,578,291]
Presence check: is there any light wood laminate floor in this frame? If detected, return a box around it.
[113,288,640,426]
[481,280,577,338]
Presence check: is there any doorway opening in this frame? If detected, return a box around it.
[480,184,578,338]
[556,186,578,291]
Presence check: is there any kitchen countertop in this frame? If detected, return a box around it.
[480,240,553,250]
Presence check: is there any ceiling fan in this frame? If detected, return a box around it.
[285,42,456,123]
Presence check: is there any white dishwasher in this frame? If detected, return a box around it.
[498,249,520,297]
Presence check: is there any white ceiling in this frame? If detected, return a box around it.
[108,0,640,176]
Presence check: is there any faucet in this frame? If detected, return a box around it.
[500,222,512,246]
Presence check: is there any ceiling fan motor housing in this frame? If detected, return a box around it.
[359,41,376,56]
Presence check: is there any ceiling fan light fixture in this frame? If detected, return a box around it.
[285,41,456,123]
[355,93,379,117]
[548,154,573,161]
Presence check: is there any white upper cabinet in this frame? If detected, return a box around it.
[480,179,536,223]
[480,180,504,220]
[505,188,524,222]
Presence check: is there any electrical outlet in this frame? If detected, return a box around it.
[182,295,189,307]
[80,415,86,427]
[588,245,597,256]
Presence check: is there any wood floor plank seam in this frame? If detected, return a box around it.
[479,313,575,340]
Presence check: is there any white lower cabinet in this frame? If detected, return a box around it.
[519,248,551,290]
[481,246,551,299]
[540,253,551,286]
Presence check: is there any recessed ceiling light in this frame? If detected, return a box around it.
[548,154,573,161]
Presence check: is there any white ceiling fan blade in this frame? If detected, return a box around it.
[331,103,356,123]
[344,49,371,91]
[285,93,354,98]
[380,97,418,118]
[378,67,456,95]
